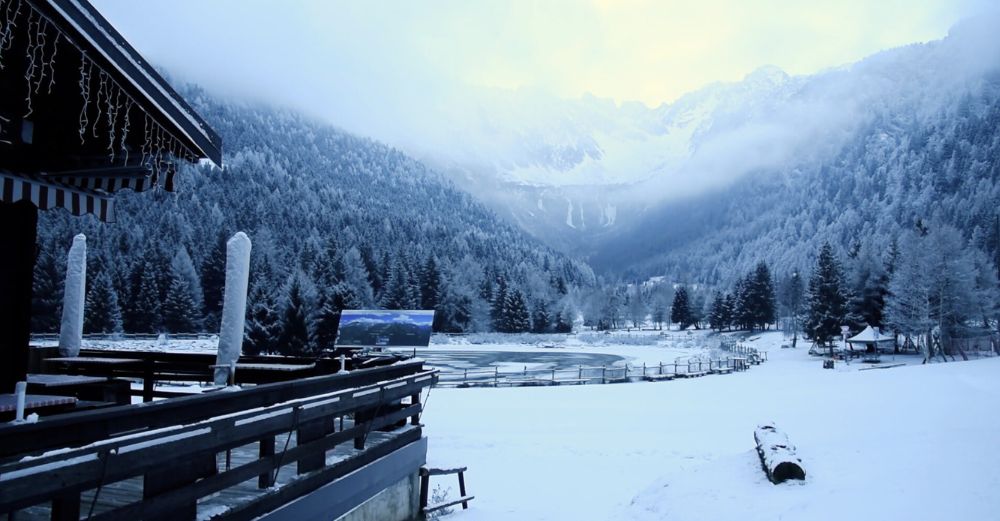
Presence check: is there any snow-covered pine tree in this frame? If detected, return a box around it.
[126,260,162,333]
[708,292,726,331]
[85,268,124,334]
[277,273,314,355]
[162,269,200,333]
[505,289,531,333]
[778,271,804,346]
[750,261,776,330]
[420,255,441,311]
[31,242,63,333]
[531,299,551,333]
[200,236,227,331]
[671,286,693,330]
[171,246,206,327]
[804,243,849,348]
[244,281,281,355]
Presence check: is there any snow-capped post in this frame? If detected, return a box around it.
[754,423,806,484]
[214,232,252,386]
[58,234,87,357]
[337,354,349,374]
[13,381,26,422]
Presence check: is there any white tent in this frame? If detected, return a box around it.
[846,325,894,351]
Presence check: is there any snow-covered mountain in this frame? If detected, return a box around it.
[405,15,1000,272]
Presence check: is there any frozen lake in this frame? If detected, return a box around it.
[412,350,626,372]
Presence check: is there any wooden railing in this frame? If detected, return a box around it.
[0,362,436,520]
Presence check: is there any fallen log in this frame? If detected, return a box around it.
[754,423,806,484]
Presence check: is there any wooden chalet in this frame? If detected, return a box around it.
[0,2,437,520]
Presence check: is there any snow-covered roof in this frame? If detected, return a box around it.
[847,325,894,344]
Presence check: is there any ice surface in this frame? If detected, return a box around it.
[58,234,86,357]
[215,232,252,385]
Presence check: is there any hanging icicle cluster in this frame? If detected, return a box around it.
[0,0,197,188]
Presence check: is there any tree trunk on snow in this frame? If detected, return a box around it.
[754,423,806,484]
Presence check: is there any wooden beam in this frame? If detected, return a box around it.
[0,201,37,394]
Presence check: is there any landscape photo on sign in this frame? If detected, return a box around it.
[334,310,435,348]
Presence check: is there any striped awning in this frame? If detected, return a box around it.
[1,170,115,222]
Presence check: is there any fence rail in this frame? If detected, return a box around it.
[436,356,759,388]
[0,363,437,520]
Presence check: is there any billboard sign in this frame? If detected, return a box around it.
[334,310,435,348]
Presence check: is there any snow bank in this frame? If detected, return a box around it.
[58,234,86,357]
[215,232,251,385]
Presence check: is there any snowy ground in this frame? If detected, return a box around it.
[421,332,1000,520]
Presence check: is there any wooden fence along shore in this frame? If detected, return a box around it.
[436,342,767,388]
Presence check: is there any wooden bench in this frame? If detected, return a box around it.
[643,374,675,382]
[420,466,474,514]
[711,367,733,375]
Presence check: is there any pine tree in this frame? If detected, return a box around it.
[708,292,726,331]
[244,281,281,355]
[85,269,124,334]
[31,244,63,333]
[201,236,227,331]
[126,261,162,333]
[505,289,531,333]
[491,276,508,331]
[531,299,551,333]
[750,261,776,330]
[162,271,199,333]
[420,256,441,311]
[671,286,693,330]
[277,274,312,355]
[804,243,849,349]
[171,247,205,328]
[779,272,804,346]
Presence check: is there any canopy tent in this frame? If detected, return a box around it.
[0,0,222,392]
[846,325,895,352]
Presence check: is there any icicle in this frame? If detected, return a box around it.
[78,53,91,144]
[120,97,133,165]
[22,8,36,116]
[46,32,59,94]
[0,0,20,70]
[31,19,49,95]
[93,70,107,138]
[107,82,120,163]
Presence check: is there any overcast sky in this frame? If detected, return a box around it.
[92,0,992,142]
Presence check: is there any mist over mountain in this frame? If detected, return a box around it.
[402,15,1000,285]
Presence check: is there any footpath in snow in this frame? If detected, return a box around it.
[421,332,1000,520]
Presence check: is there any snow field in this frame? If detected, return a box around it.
[421,332,1000,520]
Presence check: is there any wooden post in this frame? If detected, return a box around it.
[410,392,421,425]
[298,416,333,474]
[144,451,216,521]
[0,201,37,394]
[258,436,275,489]
[142,358,155,402]
[601,365,606,384]
[419,469,430,509]
[494,366,499,387]
[458,470,469,509]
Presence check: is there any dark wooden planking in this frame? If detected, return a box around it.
[0,361,425,460]
[0,374,434,477]
[0,384,432,510]
[83,409,421,521]
[214,428,423,521]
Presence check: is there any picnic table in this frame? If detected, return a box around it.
[0,393,77,420]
